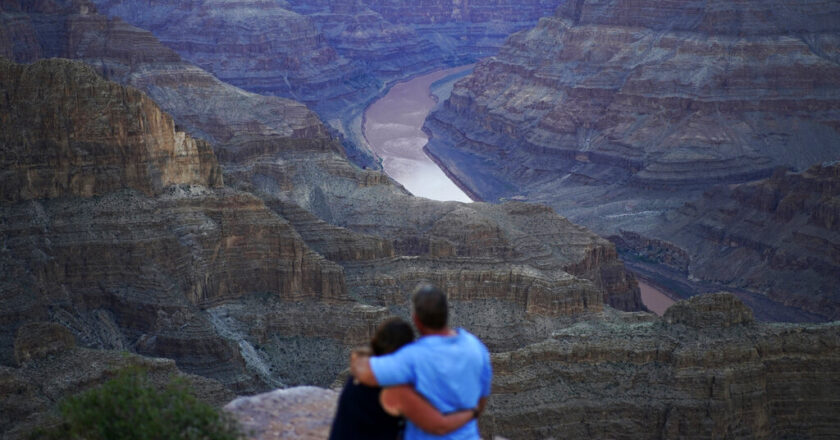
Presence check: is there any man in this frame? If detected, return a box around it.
[350,284,492,440]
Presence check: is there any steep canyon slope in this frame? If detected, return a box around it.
[425,0,840,319]
[90,0,564,166]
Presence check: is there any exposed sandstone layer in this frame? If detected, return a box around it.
[0,321,234,440]
[619,164,840,320]
[424,0,840,318]
[0,58,222,202]
[483,293,840,439]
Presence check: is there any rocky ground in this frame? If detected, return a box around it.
[424,0,840,320]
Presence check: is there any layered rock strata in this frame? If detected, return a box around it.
[483,293,840,439]
[424,0,840,318]
[91,0,378,113]
[621,163,840,320]
[0,0,329,158]
[427,0,840,220]
[0,321,234,439]
[0,42,642,399]
[0,58,222,202]
[198,294,839,440]
[0,58,367,394]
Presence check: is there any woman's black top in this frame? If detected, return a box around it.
[328,377,404,440]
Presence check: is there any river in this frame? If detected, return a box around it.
[364,66,474,202]
[638,280,676,316]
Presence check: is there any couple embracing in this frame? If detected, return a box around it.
[329,284,492,440]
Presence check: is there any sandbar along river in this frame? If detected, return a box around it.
[364,66,474,203]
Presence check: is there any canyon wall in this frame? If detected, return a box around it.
[483,293,840,439]
[0,0,643,414]
[425,0,840,319]
[0,2,837,438]
[628,163,840,320]
[89,0,564,166]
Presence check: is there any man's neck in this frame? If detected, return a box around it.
[421,326,456,337]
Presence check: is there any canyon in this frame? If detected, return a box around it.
[425,0,840,321]
[0,0,838,439]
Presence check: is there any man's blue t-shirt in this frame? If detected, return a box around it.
[369,328,492,440]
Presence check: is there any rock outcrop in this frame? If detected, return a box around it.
[0,58,362,395]
[224,387,338,440]
[0,321,234,439]
[0,58,222,202]
[424,0,840,318]
[625,163,840,320]
[484,293,840,439]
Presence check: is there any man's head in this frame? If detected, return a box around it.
[412,284,448,333]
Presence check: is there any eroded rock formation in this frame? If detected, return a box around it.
[424,0,840,318]
[484,293,840,439]
[0,321,234,439]
[623,164,840,320]
[0,23,642,436]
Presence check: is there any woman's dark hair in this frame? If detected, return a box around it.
[371,317,415,356]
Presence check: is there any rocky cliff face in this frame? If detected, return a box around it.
[483,293,840,439]
[428,0,840,210]
[0,321,234,439]
[91,0,377,112]
[621,163,840,320]
[0,0,330,165]
[424,0,840,318]
[0,58,222,201]
[0,58,359,394]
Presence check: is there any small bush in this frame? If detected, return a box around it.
[32,367,239,440]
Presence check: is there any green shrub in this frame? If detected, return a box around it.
[33,367,240,440]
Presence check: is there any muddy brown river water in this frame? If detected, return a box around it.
[364,66,474,202]
[638,280,676,316]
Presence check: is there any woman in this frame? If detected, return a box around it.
[329,317,475,439]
